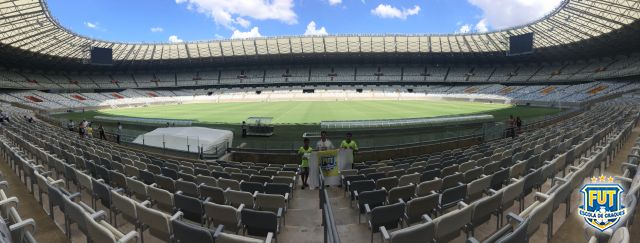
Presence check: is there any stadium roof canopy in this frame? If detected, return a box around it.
[1,0,639,69]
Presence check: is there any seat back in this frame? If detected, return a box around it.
[398,174,420,186]
[196,175,218,187]
[226,190,255,208]
[376,177,399,190]
[406,194,438,225]
[255,194,286,214]
[389,221,435,243]
[86,217,118,243]
[434,204,473,242]
[111,190,137,224]
[126,177,148,201]
[265,183,291,197]
[241,181,266,194]
[200,185,226,204]
[155,175,176,193]
[136,203,171,240]
[204,202,241,233]
[440,184,466,210]
[148,186,174,213]
[388,184,416,203]
[218,178,241,191]
[92,179,112,209]
[471,191,502,226]
[466,175,492,202]
[241,209,278,237]
[174,193,204,223]
[370,202,406,233]
[171,219,215,243]
[416,179,442,197]
[358,189,387,213]
[176,181,199,198]
[441,173,464,190]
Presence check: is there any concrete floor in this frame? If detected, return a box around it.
[0,124,638,243]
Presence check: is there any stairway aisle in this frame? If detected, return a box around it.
[278,187,326,243]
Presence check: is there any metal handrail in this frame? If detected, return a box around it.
[318,171,341,243]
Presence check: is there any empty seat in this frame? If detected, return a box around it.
[171,218,215,243]
[226,190,255,208]
[204,202,243,233]
[174,193,205,225]
[380,217,434,243]
[365,202,406,243]
[241,209,279,242]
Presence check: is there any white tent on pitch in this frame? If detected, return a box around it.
[133,127,233,156]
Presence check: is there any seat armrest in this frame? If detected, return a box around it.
[380,226,390,240]
[170,211,183,220]
[0,197,19,208]
[284,193,289,201]
[265,232,274,243]
[213,225,224,237]
[353,191,359,197]
[237,204,245,212]
[364,204,371,214]
[8,218,36,234]
[466,237,480,243]
[422,214,433,222]
[398,198,405,204]
[117,231,139,243]
[175,191,183,195]
[41,171,53,176]
[506,212,524,223]
[97,179,105,183]
[90,210,106,220]
[554,177,568,183]
[534,192,550,201]
[252,191,258,197]
[51,179,66,187]
[150,183,157,187]
[140,200,152,207]
[277,208,283,218]
[458,201,468,209]
[68,192,82,200]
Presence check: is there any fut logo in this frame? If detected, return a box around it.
[578,175,626,231]
[320,156,336,171]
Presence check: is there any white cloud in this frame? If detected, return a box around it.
[168,35,184,43]
[84,22,106,31]
[468,0,563,29]
[231,27,262,39]
[371,4,420,20]
[328,0,342,6]
[85,22,97,28]
[150,27,164,33]
[475,19,489,32]
[457,24,471,34]
[235,17,251,28]
[176,0,297,30]
[304,21,328,36]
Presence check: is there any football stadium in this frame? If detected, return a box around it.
[0,0,639,242]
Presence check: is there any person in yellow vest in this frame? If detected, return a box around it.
[298,138,313,189]
[340,132,358,159]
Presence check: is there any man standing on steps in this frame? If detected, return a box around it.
[316,131,334,151]
[298,138,313,189]
[340,132,359,163]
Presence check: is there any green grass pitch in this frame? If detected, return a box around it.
[84,100,559,124]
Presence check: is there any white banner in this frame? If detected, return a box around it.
[308,149,354,189]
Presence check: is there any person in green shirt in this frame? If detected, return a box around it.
[340,132,358,151]
[298,138,313,189]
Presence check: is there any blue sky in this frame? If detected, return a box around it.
[46,0,563,43]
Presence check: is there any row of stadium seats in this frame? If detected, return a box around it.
[2,55,640,89]
[1,81,638,110]
[0,107,305,242]
[335,98,640,242]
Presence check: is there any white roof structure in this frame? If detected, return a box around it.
[0,0,638,66]
[132,127,233,156]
